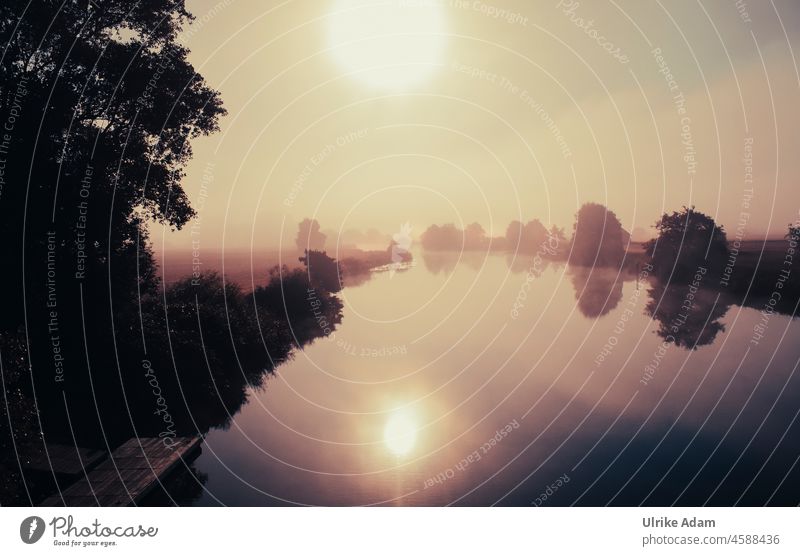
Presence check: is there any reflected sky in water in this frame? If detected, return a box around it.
[192,252,800,506]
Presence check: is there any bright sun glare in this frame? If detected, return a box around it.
[383,409,418,456]
[328,0,446,91]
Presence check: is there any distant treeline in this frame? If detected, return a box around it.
[420,203,800,287]
[420,220,568,255]
[420,203,800,348]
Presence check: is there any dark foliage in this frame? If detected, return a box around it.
[299,249,342,293]
[295,218,327,251]
[644,206,729,282]
[569,203,627,267]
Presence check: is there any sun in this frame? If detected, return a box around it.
[383,408,418,456]
[327,0,446,91]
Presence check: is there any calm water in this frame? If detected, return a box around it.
[190,252,800,506]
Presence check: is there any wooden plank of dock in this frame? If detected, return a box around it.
[39,436,202,507]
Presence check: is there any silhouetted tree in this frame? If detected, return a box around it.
[254,265,343,345]
[0,1,225,324]
[299,249,342,293]
[645,206,728,282]
[569,203,627,267]
[420,223,461,250]
[420,222,492,251]
[0,1,226,488]
[295,218,327,251]
[505,220,524,250]
[464,222,489,250]
[505,219,549,253]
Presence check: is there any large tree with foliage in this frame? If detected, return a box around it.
[645,206,728,281]
[0,0,225,501]
[295,218,327,251]
[0,1,224,322]
[0,2,226,307]
[569,203,627,267]
[505,219,548,253]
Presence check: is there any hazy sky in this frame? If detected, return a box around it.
[155,0,800,252]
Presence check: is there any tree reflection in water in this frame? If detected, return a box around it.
[569,266,625,318]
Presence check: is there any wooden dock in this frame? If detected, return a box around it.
[40,436,202,507]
